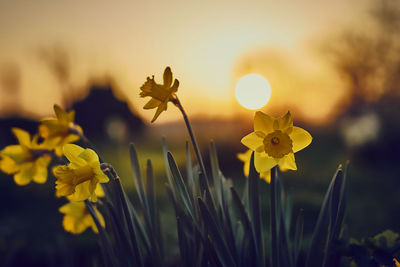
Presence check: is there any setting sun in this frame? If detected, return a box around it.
[235,74,272,110]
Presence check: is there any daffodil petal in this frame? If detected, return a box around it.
[54,104,69,123]
[277,111,293,130]
[67,110,75,123]
[79,148,99,164]
[32,156,51,184]
[278,153,297,170]
[290,126,312,153]
[95,184,105,197]
[260,171,271,183]
[170,79,179,93]
[163,67,173,88]
[14,164,34,185]
[69,180,92,202]
[12,128,31,147]
[254,152,277,173]
[241,132,263,151]
[237,149,252,177]
[0,155,19,174]
[144,98,162,109]
[63,144,86,166]
[254,111,274,133]
[151,101,168,123]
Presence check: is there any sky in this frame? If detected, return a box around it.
[0,0,371,124]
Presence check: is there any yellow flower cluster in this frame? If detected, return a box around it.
[0,104,108,234]
[0,104,84,186]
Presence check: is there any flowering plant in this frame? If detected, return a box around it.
[1,67,399,267]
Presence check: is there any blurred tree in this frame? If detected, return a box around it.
[36,45,77,108]
[325,0,400,116]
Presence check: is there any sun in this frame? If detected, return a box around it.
[235,74,272,110]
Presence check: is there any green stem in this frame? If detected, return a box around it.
[270,166,279,267]
[84,199,118,266]
[173,97,209,182]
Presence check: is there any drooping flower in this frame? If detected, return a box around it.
[237,149,288,183]
[59,201,105,234]
[0,128,52,185]
[39,104,83,156]
[140,66,180,122]
[241,111,312,173]
[53,144,109,202]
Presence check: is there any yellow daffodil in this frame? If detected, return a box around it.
[237,149,288,183]
[241,111,312,173]
[140,66,180,122]
[39,104,83,156]
[59,201,105,234]
[0,128,52,185]
[394,258,400,267]
[53,144,109,202]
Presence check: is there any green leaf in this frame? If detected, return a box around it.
[167,152,196,220]
[85,200,119,267]
[293,209,304,266]
[210,141,223,211]
[144,159,164,263]
[248,152,264,266]
[185,142,196,201]
[129,143,149,217]
[114,178,144,267]
[331,162,349,241]
[306,166,343,267]
[231,186,257,266]
[198,198,237,267]
[162,138,176,197]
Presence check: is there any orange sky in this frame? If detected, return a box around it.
[0,0,370,124]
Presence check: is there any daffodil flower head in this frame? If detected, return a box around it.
[140,66,180,122]
[39,104,83,156]
[241,111,312,173]
[0,128,52,185]
[53,144,109,202]
[237,149,288,183]
[59,201,105,234]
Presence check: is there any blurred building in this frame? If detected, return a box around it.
[71,85,145,143]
